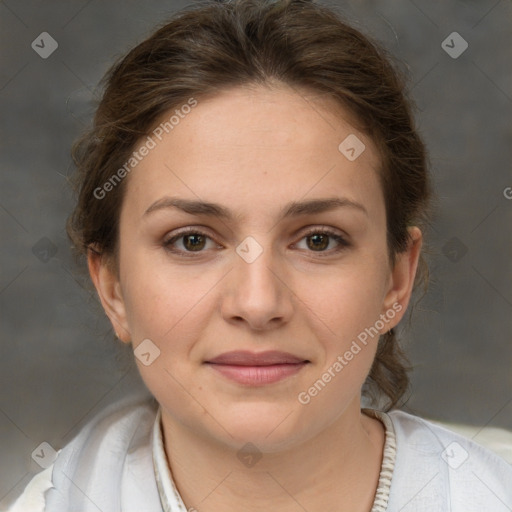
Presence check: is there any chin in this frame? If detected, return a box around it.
[210,402,308,451]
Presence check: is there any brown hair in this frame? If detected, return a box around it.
[67,0,432,410]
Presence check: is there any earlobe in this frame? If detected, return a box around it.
[87,247,131,344]
[381,227,423,329]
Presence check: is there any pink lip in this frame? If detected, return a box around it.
[206,350,307,366]
[205,351,309,386]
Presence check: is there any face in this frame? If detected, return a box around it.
[91,84,420,452]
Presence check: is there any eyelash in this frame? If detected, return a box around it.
[162,226,350,258]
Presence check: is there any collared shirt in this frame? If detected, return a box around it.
[6,398,512,512]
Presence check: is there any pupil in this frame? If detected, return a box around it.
[308,234,328,251]
[185,234,205,251]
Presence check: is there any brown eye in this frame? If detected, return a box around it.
[306,233,330,251]
[182,233,207,251]
[163,229,217,254]
[294,228,350,255]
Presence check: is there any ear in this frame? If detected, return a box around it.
[87,247,131,344]
[381,226,423,329]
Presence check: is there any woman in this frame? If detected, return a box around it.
[9,0,512,510]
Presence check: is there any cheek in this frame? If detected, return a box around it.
[119,256,215,423]
[294,271,385,414]
[119,243,219,340]
[295,259,389,343]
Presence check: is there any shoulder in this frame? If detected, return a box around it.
[49,392,158,484]
[6,393,159,512]
[6,466,54,512]
[428,417,512,463]
[385,410,512,512]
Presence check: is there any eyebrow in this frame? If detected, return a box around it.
[143,196,368,221]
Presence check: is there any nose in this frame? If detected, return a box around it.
[220,239,294,332]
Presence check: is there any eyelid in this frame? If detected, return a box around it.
[163,225,219,242]
[297,224,348,240]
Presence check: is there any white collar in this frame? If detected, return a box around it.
[152,407,190,511]
[151,406,396,512]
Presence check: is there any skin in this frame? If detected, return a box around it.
[89,83,422,512]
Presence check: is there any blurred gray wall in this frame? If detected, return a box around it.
[1,0,511,506]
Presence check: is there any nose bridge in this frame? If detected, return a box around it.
[223,234,293,328]
[235,234,281,297]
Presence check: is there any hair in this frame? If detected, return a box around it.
[67,0,432,411]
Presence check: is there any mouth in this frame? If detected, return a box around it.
[204,350,310,386]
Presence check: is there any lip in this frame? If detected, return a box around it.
[206,350,308,366]
[204,350,309,386]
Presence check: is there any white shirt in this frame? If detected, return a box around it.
[6,395,512,511]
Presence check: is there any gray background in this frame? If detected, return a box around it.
[1,0,511,506]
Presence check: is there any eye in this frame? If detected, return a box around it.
[163,228,219,255]
[162,226,350,258]
[294,227,350,254]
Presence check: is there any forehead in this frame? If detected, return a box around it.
[122,84,384,223]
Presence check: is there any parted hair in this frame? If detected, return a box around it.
[67,0,432,410]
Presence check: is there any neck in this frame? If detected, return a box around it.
[160,398,386,512]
